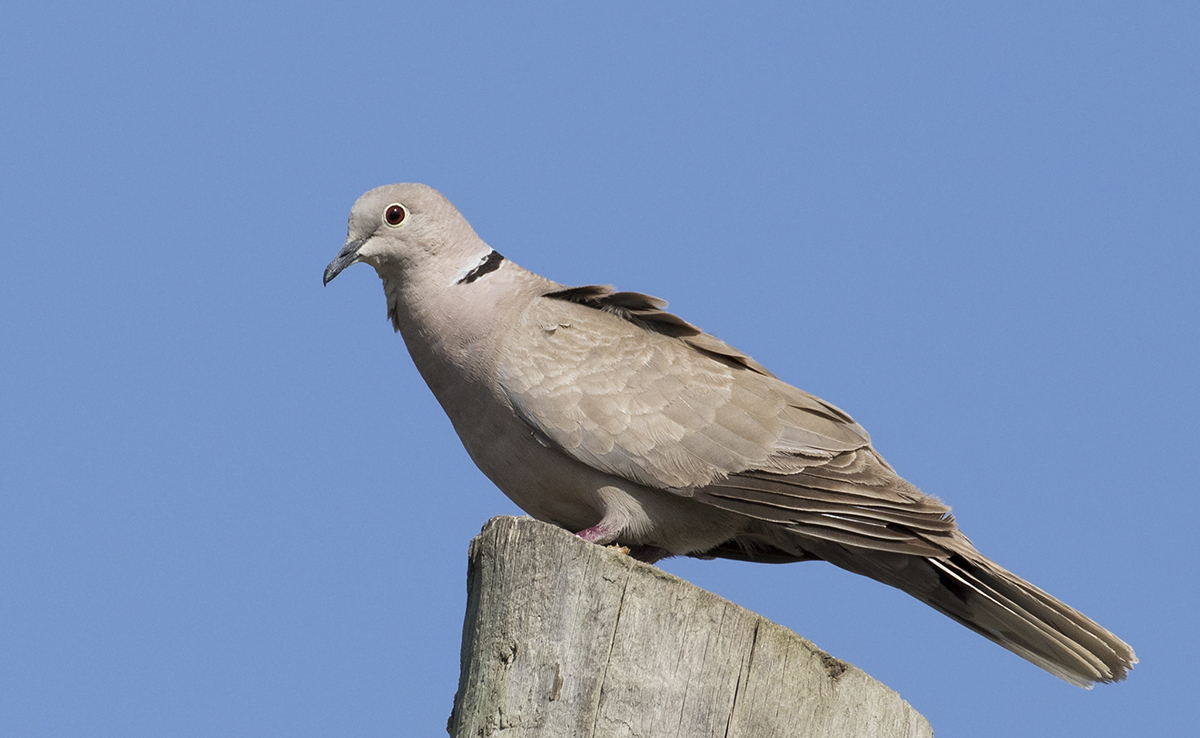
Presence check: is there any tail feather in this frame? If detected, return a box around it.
[808,533,1136,687]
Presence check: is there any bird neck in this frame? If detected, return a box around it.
[378,256,543,395]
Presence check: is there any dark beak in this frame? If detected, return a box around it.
[323,237,367,285]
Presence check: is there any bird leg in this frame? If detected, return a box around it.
[575,524,613,543]
[576,524,668,564]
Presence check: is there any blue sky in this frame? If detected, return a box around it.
[2,2,1197,735]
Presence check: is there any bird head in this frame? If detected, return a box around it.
[323,183,482,286]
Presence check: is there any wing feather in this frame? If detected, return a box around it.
[498,285,939,533]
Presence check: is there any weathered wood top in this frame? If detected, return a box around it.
[449,516,932,738]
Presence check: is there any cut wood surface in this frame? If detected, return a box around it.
[449,516,932,738]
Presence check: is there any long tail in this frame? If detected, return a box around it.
[811,532,1136,687]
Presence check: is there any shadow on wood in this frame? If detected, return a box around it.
[449,516,932,738]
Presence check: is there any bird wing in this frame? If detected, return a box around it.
[497,285,953,555]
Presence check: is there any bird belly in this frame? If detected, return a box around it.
[448,397,750,554]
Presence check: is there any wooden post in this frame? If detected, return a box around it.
[448,516,933,738]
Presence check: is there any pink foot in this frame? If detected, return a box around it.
[575,524,612,543]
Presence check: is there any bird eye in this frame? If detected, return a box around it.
[383,203,407,227]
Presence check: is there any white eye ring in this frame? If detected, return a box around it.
[382,203,408,227]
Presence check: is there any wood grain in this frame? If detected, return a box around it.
[449,516,932,738]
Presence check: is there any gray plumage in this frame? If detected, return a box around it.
[324,183,1136,687]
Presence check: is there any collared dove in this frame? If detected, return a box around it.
[324,183,1135,687]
